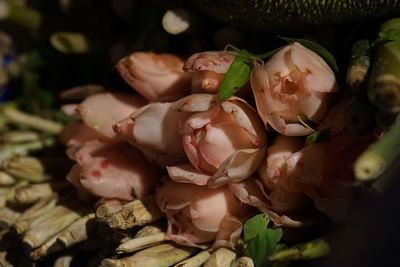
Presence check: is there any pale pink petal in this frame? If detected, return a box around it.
[172,94,220,112]
[212,215,243,248]
[290,42,337,93]
[167,164,211,185]
[183,51,235,74]
[117,52,191,101]
[77,92,146,140]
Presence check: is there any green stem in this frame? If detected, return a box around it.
[0,0,41,30]
[268,239,330,261]
[346,39,370,92]
[368,18,400,113]
[354,115,400,181]
[50,32,90,54]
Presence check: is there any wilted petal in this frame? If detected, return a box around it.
[117,52,191,101]
[77,92,146,140]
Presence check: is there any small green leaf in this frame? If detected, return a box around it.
[243,214,285,267]
[218,55,252,100]
[306,129,331,144]
[278,36,339,73]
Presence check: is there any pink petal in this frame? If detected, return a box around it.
[183,51,235,74]
[167,164,211,185]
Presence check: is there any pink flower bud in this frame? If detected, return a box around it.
[72,140,161,201]
[184,51,235,93]
[251,42,337,136]
[156,179,253,248]
[117,52,191,101]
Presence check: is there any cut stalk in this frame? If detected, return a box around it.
[0,0,41,30]
[0,171,15,186]
[268,238,330,261]
[22,207,83,249]
[31,213,96,259]
[203,248,237,267]
[174,250,211,267]
[104,196,163,229]
[134,225,164,238]
[100,243,197,267]
[14,196,58,234]
[354,116,400,180]
[368,18,400,113]
[2,155,48,182]
[2,106,63,134]
[346,39,370,93]
[231,257,254,267]
[95,199,124,219]
[116,232,166,254]
[50,32,90,54]
[0,138,55,163]
[0,206,21,229]
[1,130,39,143]
[54,255,74,267]
[13,182,68,205]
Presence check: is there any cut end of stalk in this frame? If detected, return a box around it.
[162,9,191,35]
[0,2,9,20]
[354,152,385,181]
[50,32,89,54]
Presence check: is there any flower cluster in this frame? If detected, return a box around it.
[61,42,377,249]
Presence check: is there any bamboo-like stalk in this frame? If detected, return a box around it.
[346,39,370,92]
[2,155,48,182]
[368,18,400,113]
[31,213,96,259]
[50,32,90,54]
[0,171,15,186]
[104,196,163,229]
[268,238,331,261]
[0,206,21,229]
[354,115,400,180]
[0,138,55,163]
[1,130,39,143]
[13,182,68,205]
[53,255,74,267]
[1,106,63,134]
[134,225,163,238]
[116,232,166,254]
[203,248,237,267]
[22,207,83,249]
[100,243,197,267]
[14,196,58,234]
[174,250,211,267]
[0,0,41,30]
[95,199,124,219]
[231,257,254,267]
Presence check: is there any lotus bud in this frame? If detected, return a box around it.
[250,42,337,136]
[156,179,254,248]
[117,52,191,102]
[183,51,235,93]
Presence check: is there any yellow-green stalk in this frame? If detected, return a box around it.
[354,115,400,180]
[346,39,370,92]
[175,250,211,267]
[268,238,331,261]
[203,247,237,267]
[0,0,41,30]
[116,232,166,254]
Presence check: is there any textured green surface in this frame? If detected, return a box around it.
[189,0,400,32]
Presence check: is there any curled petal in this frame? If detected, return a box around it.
[167,164,211,186]
[208,147,267,188]
[77,92,146,140]
[212,215,243,249]
[172,93,220,113]
[117,52,191,101]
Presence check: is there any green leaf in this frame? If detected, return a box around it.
[278,36,339,73]
[243,214,285,267]
[306,129,331,144]
[218,55,252,100]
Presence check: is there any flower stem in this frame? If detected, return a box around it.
[346,39,370,93]
[354,115,400,181]
[268,238,330,261]
[0,0,41,30]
